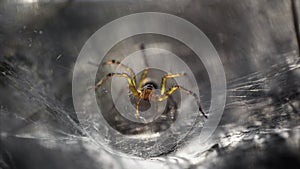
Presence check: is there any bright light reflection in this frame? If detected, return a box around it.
[21,0,39,3]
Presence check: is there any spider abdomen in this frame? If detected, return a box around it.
[140,81,158,100]
[141,88,154,100]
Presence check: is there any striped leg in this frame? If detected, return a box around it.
[160,73,186,95]
[91,73,139,97]
[101,60,137,86]
[137,67,149,91]
[157,85,207,118]
[135,98,142,118]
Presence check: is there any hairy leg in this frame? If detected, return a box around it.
[92,73,139,97]
[157,85,207,118]
[137,67,149,91]
[135,98,142,118]
[101,60,137,86]
[160,73,186,95]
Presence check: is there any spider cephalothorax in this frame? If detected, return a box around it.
[92,59,208,119]
[139,82,157,101]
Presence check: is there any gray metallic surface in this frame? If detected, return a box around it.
[0,0,299,169]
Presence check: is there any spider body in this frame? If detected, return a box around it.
[93,59,208,119]
[139,85,154,101]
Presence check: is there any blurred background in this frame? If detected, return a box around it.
[0,0,300,169]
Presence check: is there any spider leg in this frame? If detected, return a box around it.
[135,98,142,118]
[101,60,137,86]
[137,67,149,91]
[160,73,186,95]
[157,85,207,119]
[91,73,139,97]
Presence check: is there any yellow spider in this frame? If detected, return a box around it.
[92,60,208,119]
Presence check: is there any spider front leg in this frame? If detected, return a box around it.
[160,73,186,95]
[135,98,142,118]
[157,85,208,119]
[100,60,137,86]
[137,67,149,91]
[91,73,139,97]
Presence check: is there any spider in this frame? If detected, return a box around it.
[92,59,208,119]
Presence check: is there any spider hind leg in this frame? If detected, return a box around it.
[157,85,208,119]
